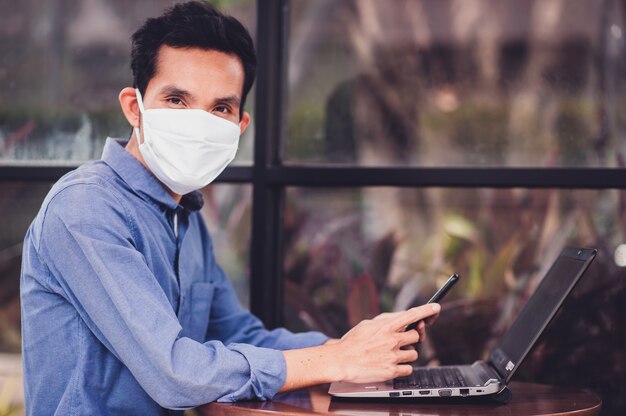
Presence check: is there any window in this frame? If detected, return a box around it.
[285,0,626,168]
[1,1,625,415]
[0,0,256,165]
[268,1,625,414]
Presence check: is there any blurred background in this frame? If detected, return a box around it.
[1,0,626,415]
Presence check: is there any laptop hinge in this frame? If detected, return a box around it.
[486,360,507,380]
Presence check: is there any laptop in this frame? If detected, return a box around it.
[329,246,597,400]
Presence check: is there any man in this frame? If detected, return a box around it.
[20,2,439,414]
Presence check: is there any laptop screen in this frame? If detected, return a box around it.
[488,247,596,382]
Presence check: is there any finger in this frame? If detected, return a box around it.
[404,320,420,332]
[373,311,404,321]
[391,303,441,331]
[397,329,420,346]
[396,349,418,364]
[417,321,426,339]
[395,364,414,378]
[425,312,440,326]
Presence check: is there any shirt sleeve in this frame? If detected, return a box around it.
[205,259,329,351]
[37,183,286,409]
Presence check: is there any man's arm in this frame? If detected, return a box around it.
[280,304,440,392]
[203,234,328,350]
[36,184,287,407]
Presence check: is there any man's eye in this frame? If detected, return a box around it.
[166,97,183,105]
[214,106,231,114]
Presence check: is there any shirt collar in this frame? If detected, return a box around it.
[101,138,203,212]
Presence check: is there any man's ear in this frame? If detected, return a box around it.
[239,111,251,135]
[119,87,140,128]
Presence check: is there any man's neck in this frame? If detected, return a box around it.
[125,133,183,204]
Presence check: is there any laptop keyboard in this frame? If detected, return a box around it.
[393,367,468,389]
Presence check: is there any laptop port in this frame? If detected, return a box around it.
[402,391,412,396]
[418,390,430,395]
[438,389,452,397]
[460,388,470,396]
[390,392,400,397]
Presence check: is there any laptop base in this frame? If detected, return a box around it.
[490,386,512,404]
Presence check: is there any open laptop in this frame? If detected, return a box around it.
[329,246,597,400]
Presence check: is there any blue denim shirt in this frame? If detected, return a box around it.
[20,138,328,415]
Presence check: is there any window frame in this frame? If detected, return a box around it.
[2,0,625,329]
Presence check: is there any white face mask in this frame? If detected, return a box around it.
[134,89,240,195]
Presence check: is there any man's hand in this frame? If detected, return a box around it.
[372,307,438,342]
[330,303,440,383]
[280,303,440,392]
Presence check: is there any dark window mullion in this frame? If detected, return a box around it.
[0,165,255,183]
[3,164,626,189]
[0,166,75,181]
[250,0,287,328]
[265,166,626,189]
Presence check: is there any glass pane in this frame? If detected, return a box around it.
[199,184,252,306]
[283,186,625,414]
[0,0,255,165]
[285,0,626,167]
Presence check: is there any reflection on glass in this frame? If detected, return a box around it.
[283,186,626,413]
[286,0,626,167]
[199,184,252,307]
[0,0,256,164]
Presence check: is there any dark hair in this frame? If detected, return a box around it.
[131,1,256,118]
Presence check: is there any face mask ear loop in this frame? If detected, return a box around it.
[135,88,146,113]
[135,89,146,145]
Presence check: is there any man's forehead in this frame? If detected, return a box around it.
[150,45,244,99]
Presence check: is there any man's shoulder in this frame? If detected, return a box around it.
[39,161,134,225]
[56,159,116,187]
[25,160,133,251]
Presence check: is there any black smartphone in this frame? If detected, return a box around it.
[405,273,459,331]
[427,273,459,304]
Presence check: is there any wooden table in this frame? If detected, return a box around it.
[198,381,602,416]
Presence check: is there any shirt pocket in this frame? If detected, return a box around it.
[186,281,214,343]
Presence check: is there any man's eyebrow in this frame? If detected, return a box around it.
[214,95,241,107]
[158,85,195,101]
